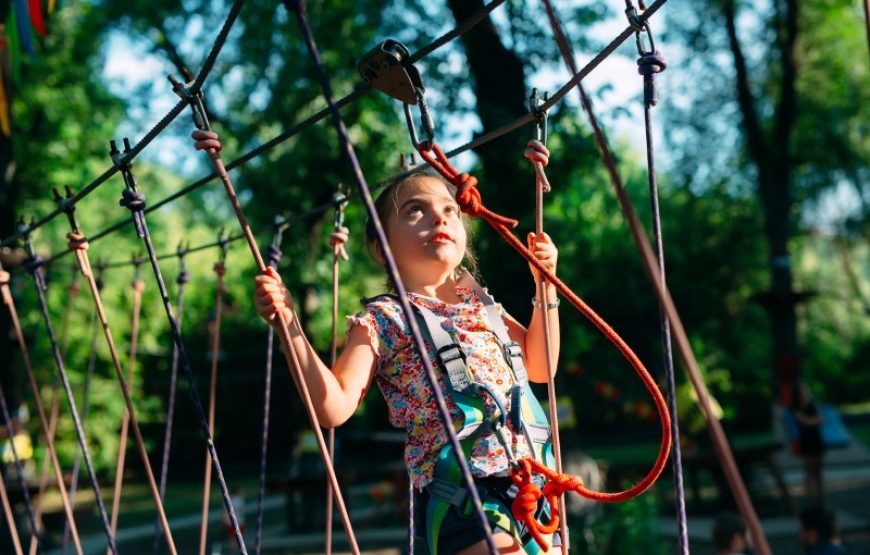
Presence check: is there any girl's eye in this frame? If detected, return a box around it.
[445,205,458,215]
[406,205,422,215]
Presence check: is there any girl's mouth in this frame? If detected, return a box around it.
[427,232,452,244]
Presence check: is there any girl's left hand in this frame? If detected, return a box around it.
[527,231,558,282]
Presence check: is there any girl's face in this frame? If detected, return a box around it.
[383,176,467,282]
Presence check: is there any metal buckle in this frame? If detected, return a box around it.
[503,341,523,363]
[437,343,467,367]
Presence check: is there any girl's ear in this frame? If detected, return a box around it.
[373,240,385,264]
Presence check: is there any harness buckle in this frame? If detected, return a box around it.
[436,343,467,367]
[503,341,523,366]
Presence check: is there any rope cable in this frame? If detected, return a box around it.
[112,144,249,555]
[28,0,511,266]
[105,270,149,548]
[0,380,40,552]
[325,190,348,555]
[253,227,284,555]
[0,263,84,555]
[62,304,100,555]
[63,225,178,555]
[151,247,190,555]
[286,2,498,552]
[198,239,228,555]
[19,239,114,554]
[0,459,23,555]
[0,0,247,249]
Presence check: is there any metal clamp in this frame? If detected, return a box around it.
[110,138,138,192]
[529,88,549,145]
[332,186,348,230]
[53,185,81,234]
[169,68,210,131]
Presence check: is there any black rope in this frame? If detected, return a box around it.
[0,0,247,249]
[191,0,246,94]
[114,156,248,554]
[151,251,189,555]
[31,0,511,265]
[638,44,689,555]
[21,248,118,554]
[286,2,498,552]
[62,306,100,555]
[0,382,40,552]
[253,230,284,555]
[18,0,670,265]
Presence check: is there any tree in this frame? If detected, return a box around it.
[663,0,869,398]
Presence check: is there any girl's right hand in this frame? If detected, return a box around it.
[254,267,294,325]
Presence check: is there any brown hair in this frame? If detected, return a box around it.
[365,171,478,289]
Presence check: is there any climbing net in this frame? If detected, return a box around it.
[0,1,774,555]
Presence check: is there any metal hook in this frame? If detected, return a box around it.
[403,87,435,149]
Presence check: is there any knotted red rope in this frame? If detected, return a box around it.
[417,141,672,551]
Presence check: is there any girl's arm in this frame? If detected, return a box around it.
[504,232,560,383]
[254,267,377,427]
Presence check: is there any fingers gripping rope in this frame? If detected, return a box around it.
[418,141,672,550]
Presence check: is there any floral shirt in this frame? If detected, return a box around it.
[347,286,532,489]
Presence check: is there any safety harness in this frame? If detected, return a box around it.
[364,270,556,553]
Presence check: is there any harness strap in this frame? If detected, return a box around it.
[411,301,476,397]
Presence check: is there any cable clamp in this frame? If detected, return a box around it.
[169,68,210,131]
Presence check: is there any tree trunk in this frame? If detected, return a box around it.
[722,0,801,399]
[445,0,536,318]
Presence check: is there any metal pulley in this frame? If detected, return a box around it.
[358,39,435,148]
[356,39,423,105]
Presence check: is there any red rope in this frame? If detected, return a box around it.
[417,142,672,550]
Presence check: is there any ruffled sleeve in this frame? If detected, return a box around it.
[346,296,411,366]
[346,310,382,358]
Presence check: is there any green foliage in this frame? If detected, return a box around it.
[4,0,869,483]
[571,489,666,555]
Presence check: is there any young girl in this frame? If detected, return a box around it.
[254,158,560,554]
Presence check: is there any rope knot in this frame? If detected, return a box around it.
[66,232,90,252]
[132,279,146,294]
[177,271,190,286]
[523,140,550,168]
[0,270,10,286]
[329,226,349,261]
[119,189,146,213]
[452,173,482,216]
[191,129,222,153]
[637,51,667,75]
[213,262,226,277]
[266,245,283,269]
